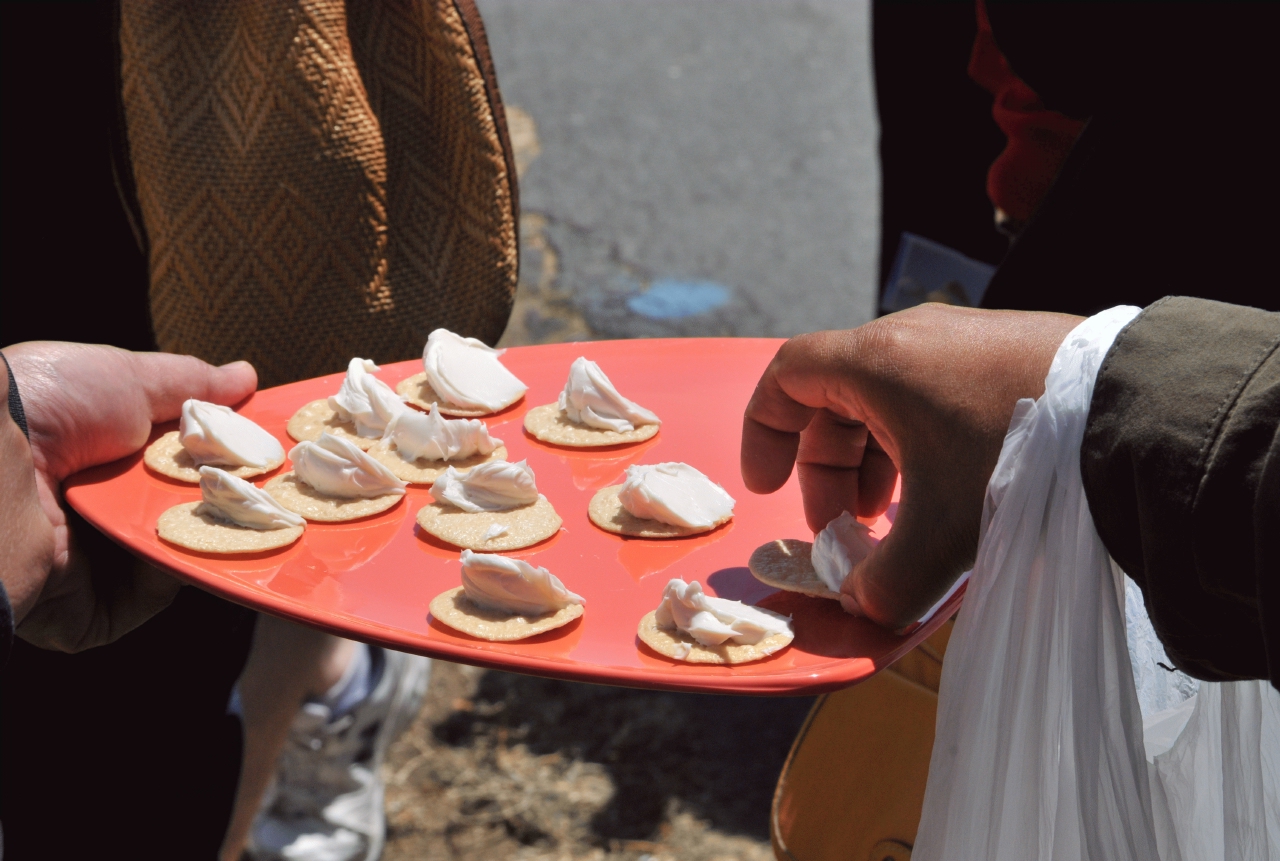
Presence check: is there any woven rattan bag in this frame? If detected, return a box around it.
[118,0,518,387]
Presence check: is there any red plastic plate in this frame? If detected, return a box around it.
[65,339,959,695]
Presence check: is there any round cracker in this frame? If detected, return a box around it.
[366,441,509,485]
[395,372,505,417]
[263,473,403,522]
[429,586,583,641]
[748,539,840,600]
[587,485,730,538]
[286,400,379,448]
[157,501,304,553]
[143,431,284,483]
[415,496,562,551]
[636,610,793,664]
[522,403,659,448]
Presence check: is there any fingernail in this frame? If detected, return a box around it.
[219,360,253,372]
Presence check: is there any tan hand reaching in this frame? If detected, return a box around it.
[741,304,1081,630]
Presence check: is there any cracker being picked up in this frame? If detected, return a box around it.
[430,551,584,641]
[157,467,305,554]
[588,463,734,539]
[417,460,561,550]
[749,512,877,599]
[524,357,661,448]
[748,539,840,600]
[637,578,793,665]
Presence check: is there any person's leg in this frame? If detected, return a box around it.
[221,616,358,861]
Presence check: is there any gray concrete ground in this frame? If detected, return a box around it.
[480,0,880,344]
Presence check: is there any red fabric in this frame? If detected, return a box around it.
[970,0,1086,223]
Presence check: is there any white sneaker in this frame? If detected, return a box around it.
[249,648,431,861]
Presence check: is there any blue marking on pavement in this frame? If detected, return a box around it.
[626,279,731,319]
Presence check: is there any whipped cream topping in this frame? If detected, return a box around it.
[557,357,660,433]
[422,329,527,412]
[289,433,407,498]
[617,463,735,528]
[654,579,792,647]
[197,466,304,530]
[329,358,408,438]
[459,549,585,616]
[811,511,878,593]
[431,460,540,512]
[179,399,285,468]
[383,405,499,462]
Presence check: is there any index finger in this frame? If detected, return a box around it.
[741,343,820,494]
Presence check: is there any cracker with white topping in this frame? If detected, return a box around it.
[429,586,582,641]
[286,400,378,449]
[144,431,284,483]
[748,539,840,600]
[415,497,561,551]
[263,473,403,522]
[366,441,508,485]
[587,485,729,538]
[157,501,304,553]
[523,403,659,448]
[396,373,502,417]
[636,610,793,664]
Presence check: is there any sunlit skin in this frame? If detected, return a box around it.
[2,342,256,651]
[741,304,1082,630]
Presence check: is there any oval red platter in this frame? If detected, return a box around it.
[64,338,960,695]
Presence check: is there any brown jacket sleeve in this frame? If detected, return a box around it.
[1081,297,1280,690]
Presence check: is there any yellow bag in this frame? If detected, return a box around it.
[771,619,953,861]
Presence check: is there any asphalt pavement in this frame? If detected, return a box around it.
[478,0,880,343]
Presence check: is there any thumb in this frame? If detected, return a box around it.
[839,472,980,631]
[131,354,258,424]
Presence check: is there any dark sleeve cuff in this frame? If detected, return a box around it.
[1081,296,1280,688]
[2,350,30,439]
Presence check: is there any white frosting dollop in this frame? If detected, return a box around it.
[431,460,540,512]
[617,463,735,529]
[459,549,585,616]
[654,579,792,647]
[197,466,304,529]
[329,358,407,438]
[557,357,660,433]
[422,329,527,412]
[289,433,407,498]
[811,511,878,593]
[383,405,499,462]
[179,399,285,468]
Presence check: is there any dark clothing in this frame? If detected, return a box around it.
[1,351,28,667]
[974,4,1280,689]
[979,3,1278,317]
[1,6,253,859]
[1082,298,1280,691]
[872,1,1009,288]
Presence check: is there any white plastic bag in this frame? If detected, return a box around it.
[913,306,1280,861]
